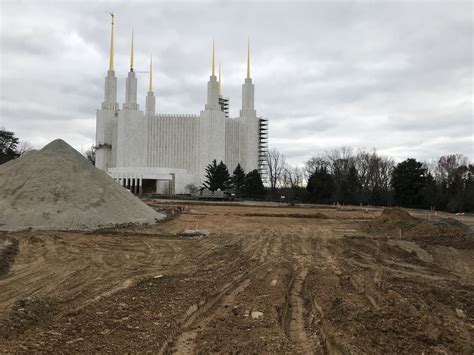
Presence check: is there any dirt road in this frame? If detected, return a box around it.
[0,204,472,353]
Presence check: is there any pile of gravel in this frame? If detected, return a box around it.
[0,139,164,230]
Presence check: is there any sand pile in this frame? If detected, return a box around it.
[0,139,164,230]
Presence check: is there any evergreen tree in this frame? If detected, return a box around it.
[463,166,474,212]
[0,130,20,165]
[446,165,468,212]
[345,165,362,204]
[231,163,246,197]
[202,159,231,191]
[244,169,265,198]
[421,172,440,209]
[391,158,426,207]
[306,167,334,203]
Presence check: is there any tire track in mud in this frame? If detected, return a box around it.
[158,226,278,354]
[278,226,317,354]
[158,264,266,355]
[303,277,344,355]
[171,278,251,354]
[292,225,346,355]
[282,268,314,354]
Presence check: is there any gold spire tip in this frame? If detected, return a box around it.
[130,29,134,71]
[149,55,153,92]
[108,13,114,71]
[211,40,215,76]
[247,38,250,79]
[218,62,221,96]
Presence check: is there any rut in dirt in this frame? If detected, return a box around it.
[170,278,251,354]
[281,268,315,354]
[159,263,266,355]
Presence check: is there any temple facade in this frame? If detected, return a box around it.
[95,15,268,194]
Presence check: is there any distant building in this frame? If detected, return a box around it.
[95,15,268,194]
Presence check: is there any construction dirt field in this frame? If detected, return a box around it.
[0,202,473,354]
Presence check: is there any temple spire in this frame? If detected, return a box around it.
[218,62,221,96]
[247,38,250,79]
[146,54,156,116]
[130,29,134,71]
[149,55,153,92]
[109,13,114,70]
[211,40,215,76]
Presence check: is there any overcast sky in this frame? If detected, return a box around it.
[0,0,472,166]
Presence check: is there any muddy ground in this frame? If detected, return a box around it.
[0,203,472,354]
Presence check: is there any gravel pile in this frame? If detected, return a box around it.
[0,139,164,230]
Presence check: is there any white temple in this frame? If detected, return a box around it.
[95,15,268,194]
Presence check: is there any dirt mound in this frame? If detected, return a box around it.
[0,236,18,277]
[381,208,414,220]
[406,227,473,249]
[434,218,470,232]
[368,208,419,233]
[0,139,164,230]
[368,208,472,249]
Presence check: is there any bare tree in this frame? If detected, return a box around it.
[18,141,34,156]
[304,155,328,180]
[283,165,304,189]
[436,154,470,183]
[265,148,286,191]
[84,146,96,165]
[354,148,394,200]
[185,183,199,195]
[325,147,354,173]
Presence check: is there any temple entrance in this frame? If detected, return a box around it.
[142,179,157,194]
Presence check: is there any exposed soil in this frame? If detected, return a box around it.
[0,203,472,354]
[0,236,18,277]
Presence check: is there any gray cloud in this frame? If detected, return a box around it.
[0,0,472,166]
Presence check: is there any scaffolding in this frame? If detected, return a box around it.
[219,97,230,118]
[258,118,268,181]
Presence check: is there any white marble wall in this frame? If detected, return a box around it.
[116,108,147,167]
[147,114,199,173]
[199,109,226,179]
[225,118,241,173]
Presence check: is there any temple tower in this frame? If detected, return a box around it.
[116,30,147,168]
[198,41,226,177]
[145,55,156,117]
[96,13,118,170]
[239,40,259,173]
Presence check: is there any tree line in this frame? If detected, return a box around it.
[3,129,471,212]
[265,147,473,213]
[198,160,265,199]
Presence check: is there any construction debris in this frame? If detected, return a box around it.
[180,229,209,238]
[251,311,264,319]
